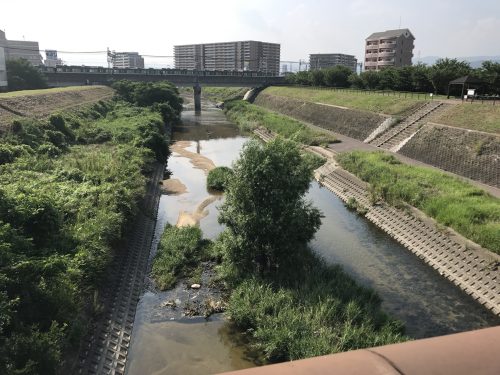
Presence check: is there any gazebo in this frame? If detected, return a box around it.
[447,75,485,99]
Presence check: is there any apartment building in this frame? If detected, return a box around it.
[112,52,145,69]
[0,46,6,89]
[364,29,414,71]
[174,41,281,75]
[309,53,357,72]
[0,30,43,66]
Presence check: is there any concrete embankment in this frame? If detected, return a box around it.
[400,123,500,188]
[254,128,500,317]
[254,91,500,191]
[254,92,385,141]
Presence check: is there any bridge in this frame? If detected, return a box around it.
[42,68,285,88]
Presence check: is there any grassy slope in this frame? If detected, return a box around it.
[0,86,106,98]
[225,100,337,145]
[338,151,500,253]
[264,86,425,115]
[436,103,500,135]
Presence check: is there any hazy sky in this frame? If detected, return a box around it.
[1,0,499,66]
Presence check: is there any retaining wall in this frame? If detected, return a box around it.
[254,92,385,141]
[400,124,500,188]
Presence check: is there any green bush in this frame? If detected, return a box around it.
[207,166,234,191]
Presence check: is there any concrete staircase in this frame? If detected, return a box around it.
[370,102,449,152]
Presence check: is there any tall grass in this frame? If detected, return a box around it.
[338,151,500,253]
[226,247,406,362]
[225,100,337,146]
[152,226,211,290]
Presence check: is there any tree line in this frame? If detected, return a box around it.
[285,59,500,95]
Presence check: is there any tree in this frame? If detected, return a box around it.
[411,63,433,92]
[6,59,47,91]
[323,66,352,87]
[428,58,471,94]
[310,69,325,86]
[359,70,380,89]
[478,61,500,94]
[377,68,398,90]
[218,138,322,277]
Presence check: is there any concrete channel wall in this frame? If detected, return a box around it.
[254,128,500,317]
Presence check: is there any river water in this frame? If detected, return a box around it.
[126,105,500,375]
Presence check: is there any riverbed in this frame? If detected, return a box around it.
[125,104,500,375]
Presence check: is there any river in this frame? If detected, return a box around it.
[125,103,500,375]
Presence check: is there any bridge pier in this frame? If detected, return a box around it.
[193,82,201,112]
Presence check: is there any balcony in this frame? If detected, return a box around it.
[378,59,395,65]
[378,50,395,57]
[365,61,378,67]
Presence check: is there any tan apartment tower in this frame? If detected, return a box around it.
[364,29,414,71]
[174,41,280,75]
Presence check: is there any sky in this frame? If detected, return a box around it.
[1,0,499,67]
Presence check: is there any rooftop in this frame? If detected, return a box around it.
[366,28,414,40]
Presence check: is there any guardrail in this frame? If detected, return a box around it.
[219,326,500,375]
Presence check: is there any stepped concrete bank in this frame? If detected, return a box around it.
[254,91,500,190]
[254,128,500,317]
[77,164,163,375]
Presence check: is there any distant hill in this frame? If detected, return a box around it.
[413,56,500,68]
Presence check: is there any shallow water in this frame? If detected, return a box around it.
[126,105,499,375]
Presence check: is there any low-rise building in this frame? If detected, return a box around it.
[112,52,145,69]
[0,46,7,89]
[44,50,63,67]
[309,53,357,72]
[364,28,415,71]
[174,41,281,75]
[1,30,43,66]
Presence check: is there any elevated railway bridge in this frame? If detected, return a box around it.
[41,66,284,87]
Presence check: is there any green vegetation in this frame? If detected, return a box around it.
[264,86,425,115]
[207,166,234,191]
[286,59,500,95]
[0,80,182,373]
[224,100,337,145]
[338,151,500,253]
[6,59,48,91]
[0,85,101,98]
[436,104,500,135]
[203,87,249,102]
[212,139,405,361]
[152,226,211,290]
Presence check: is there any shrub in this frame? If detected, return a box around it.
[207,166,234,191]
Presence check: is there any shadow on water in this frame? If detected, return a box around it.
[126,104,500,374]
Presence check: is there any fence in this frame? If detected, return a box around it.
[286,85,499,104]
